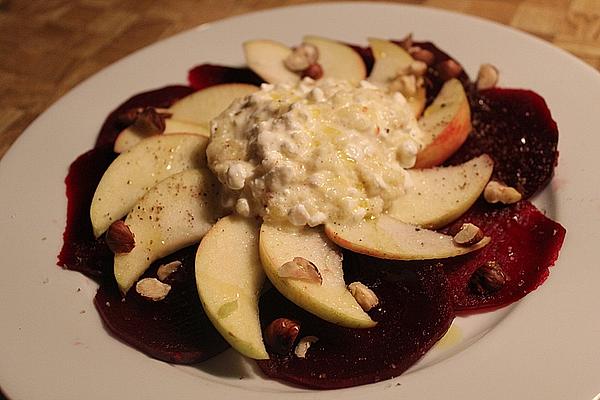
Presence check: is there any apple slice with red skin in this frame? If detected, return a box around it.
[113,119,208,153]
[414,78,472,168]
[325,215,489,261]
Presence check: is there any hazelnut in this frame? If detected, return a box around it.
[436,59,463,81]
[301,63,324,80]
[348,282,379,311]
[264,318,300,355]
[484,181,522,204]
[294,336,319,358]
[135,278,171,301]
[131,107,170,135]
[469,261,506,295]
[452,223,484,246]
[105,220,135,254]
[157,260,182,281]
[278,257,322,284]
[476,63,499,90]
[284,43,319,72]
[410,47,436,66]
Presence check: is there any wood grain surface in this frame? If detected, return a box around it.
[1,0,599,160]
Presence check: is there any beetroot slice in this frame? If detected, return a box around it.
[187,64,264,90]
[94,246,229,364]
[95,85,194,150]
[447,88,559,198]
[439,200,565,313]
[57,148,115,280]
[256,255,454,389]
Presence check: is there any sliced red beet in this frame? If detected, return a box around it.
[447,88,559,198]
[57,148,115,280]
[439,200,565,313]
[187,64,264,90]
[256,256,454,389]
[95,85,194,150]
[94,246,229,364]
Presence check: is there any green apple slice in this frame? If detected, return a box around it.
[114,168,221,293]
[243,39,300,84]
[367,38,426,116]
[168,83,259,128]
[389,155,493,229]
[259,224,375,329]
[303,35,367,83]
[90,134,208,237]
[195,216,268,360]
[324,215,489,261]
[113,119,209,153]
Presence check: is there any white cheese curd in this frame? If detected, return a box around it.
[206,78,423,226]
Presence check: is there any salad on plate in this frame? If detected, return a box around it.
[57,34,565,389]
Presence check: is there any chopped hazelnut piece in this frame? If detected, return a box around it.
[348,282,379,311]
[279,257,323,284]
[284,43,319,72]
[294,336,319,358]
[131,107,171,135]
[157,260,182,281]
[105,220,135,254]
[264,318,300,355]
[135,278,171,301]
[453,223,484,246]
[476,63,499,90]
[484,181,522,204]
[469,261,506,295]
[436,59,463,81]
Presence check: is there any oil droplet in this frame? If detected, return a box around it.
[434,324,462,350]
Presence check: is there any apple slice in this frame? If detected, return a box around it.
[325,215,489,261]
[113,119,209,153]
[115,168,221,293]
[414,78,472,168]
[367,38,426,116]
[168,83,259,128]
[195,216,268,360]
[303,36,367,84]
[244,40,300,84]
[90,134,208,237]
[389,155,493,229]
[259,224,375,329]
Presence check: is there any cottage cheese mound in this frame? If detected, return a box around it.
[206,78,423,226]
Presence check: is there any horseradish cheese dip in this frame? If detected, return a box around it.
[206,78,423,226]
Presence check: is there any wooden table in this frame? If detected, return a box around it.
[1,0,599,160]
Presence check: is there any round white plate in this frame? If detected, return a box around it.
[1,3,599,399]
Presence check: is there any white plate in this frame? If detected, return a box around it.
[1,3,599,399]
